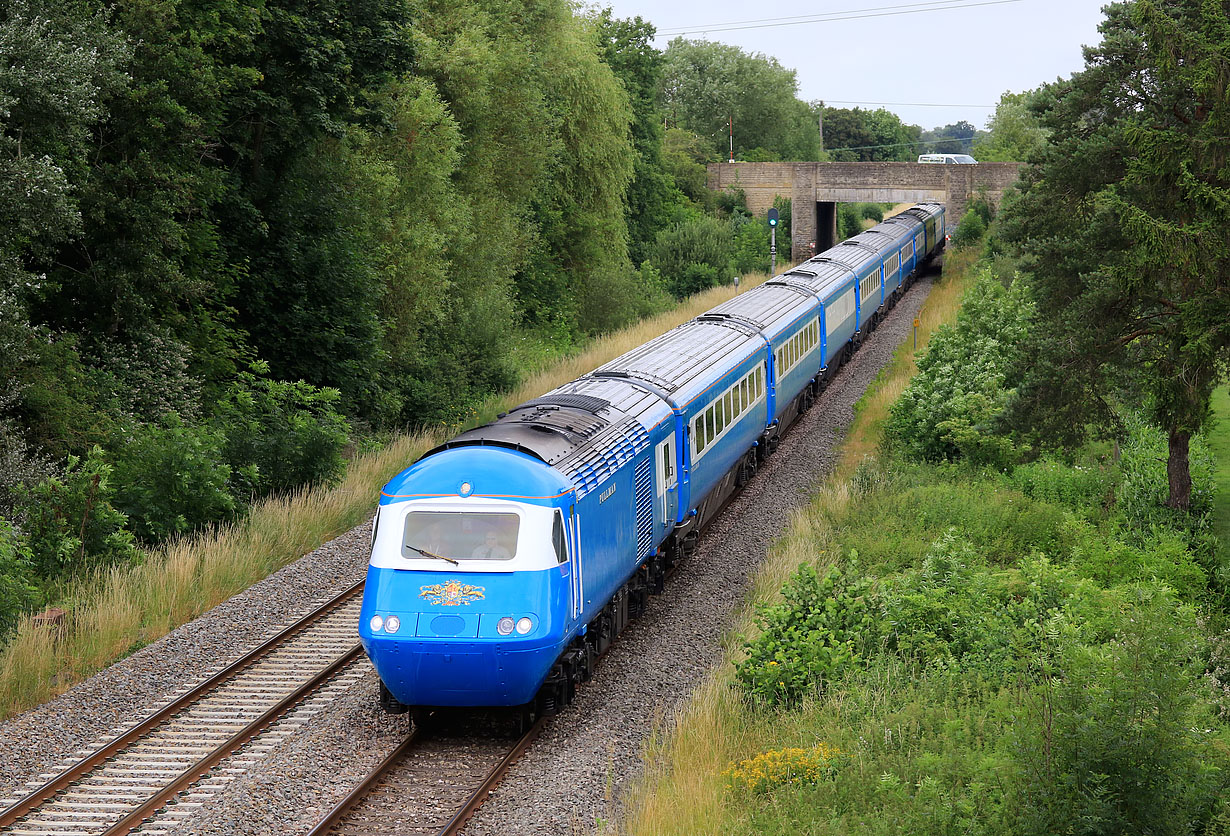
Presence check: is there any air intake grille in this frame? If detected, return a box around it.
[634,457,654,560]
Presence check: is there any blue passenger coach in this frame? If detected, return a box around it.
[359,202,944,716]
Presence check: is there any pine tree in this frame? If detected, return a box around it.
[1001,0,1230,509]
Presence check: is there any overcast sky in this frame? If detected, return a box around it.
[591,0,1109,135]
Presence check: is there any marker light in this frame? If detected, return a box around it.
[385,615,401,634]
[497,617,515,635]
[516,617,533,635]
[459,482,473,496]
[369,615,384,633]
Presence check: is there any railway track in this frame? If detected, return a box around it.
[0,580,368,836]
[307,717,544,836]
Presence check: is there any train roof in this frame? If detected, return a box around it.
[591,318,765,408]
[408,202,943,501]
[419,380,663,500]
[705,284,819,341]
[899,202,944,223]
[381,444,572,505]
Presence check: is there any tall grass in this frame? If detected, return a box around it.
[621,247,977,836]
[1209,386,1230,550]
[0,270,784,722]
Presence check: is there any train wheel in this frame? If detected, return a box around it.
[379,680,409,715]
[515,703,538,735]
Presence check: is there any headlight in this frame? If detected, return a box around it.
[369,615,384,633]
[516,617,533,635]
[385,615,401,634]
[497,617,515,635]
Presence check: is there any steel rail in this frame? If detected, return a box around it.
[438,717,546,836]
[103,644,366,835]
[304,716,546,836]
[302,730,424,836]
[0,578,366,828]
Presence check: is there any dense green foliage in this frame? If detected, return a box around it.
[820,107,920,161]
[661,39,822,161]
[918,120,980,155]
[734,447,1230,833]
[972,89,1051,162]
[733,12,1230,815]
[887,269,1032,466]
[997,0,1230,509]
[0,0,865,635]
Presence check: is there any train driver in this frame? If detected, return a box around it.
[471,530,511,560]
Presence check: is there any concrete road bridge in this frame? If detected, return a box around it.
[707,161,1024,262]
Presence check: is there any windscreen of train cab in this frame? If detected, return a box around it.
[401,511,521,561]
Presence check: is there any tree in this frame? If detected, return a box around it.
[820,106,920,161]
[592,10,677,264]
[973,89,1053,162]
[662,39,820,161]
[1000,0,1230,510]
[920,120,978,155]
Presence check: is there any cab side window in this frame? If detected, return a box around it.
[553,511,567,564]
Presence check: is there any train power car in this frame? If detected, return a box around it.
[358,202,945,717]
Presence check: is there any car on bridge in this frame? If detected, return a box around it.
[918,153,977,164]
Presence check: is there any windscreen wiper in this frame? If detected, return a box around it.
[405,544,460,565]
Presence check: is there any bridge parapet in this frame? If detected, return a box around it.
[707,161,1024,260]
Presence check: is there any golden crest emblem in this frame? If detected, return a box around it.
[419,580,486,606]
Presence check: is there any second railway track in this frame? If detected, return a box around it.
[0,581,368,836]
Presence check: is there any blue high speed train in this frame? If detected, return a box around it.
[359,203,945,715]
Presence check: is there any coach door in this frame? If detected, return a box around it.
[655,435,677,529]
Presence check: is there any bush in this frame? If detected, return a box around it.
[1008,456,1113,512]
[731,215,770,275]
[0,519,40,636]
[211,369,351,500]
[1063,517,1207,600]
[951,209,987,247]
[650,215,736,297]
[859,203,885,222]
[837,203,862,240]
[110,416,236,543]
[1014,586,1230,834]
[0,419,54,522]
[715,187,749,218]
[736,562,877,706]
[19,446,137,577]
[724,744,846,794]
[887,270,1033,465]
[87,329,201,423]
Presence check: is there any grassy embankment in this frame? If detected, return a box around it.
[620,244,978,835]
[0,269,790,721]
[622,247,1230,834]
[1211,386,1230,549]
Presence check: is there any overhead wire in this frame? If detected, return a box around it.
[656,0,976,31]
[822,99,994,108]
[656,0,1024,36]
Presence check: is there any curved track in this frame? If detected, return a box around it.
[0,582,367,836]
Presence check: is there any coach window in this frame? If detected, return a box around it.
[725,390,734,420]
[552,511,567,564]
[706,408,716,441]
